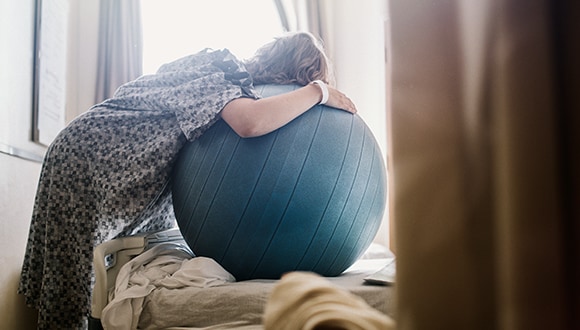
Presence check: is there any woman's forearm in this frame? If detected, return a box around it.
[221,84,322,138]
[221,84,356,138]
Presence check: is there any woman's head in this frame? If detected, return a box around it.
[244,32,333,86]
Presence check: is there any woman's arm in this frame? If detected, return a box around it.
[221,83,356,138]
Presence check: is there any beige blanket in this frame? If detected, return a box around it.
[138,259,392,329]
[101,244,235,329]
[100,243,393,329]
[263,272,395,330]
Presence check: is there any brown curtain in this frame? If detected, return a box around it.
[387,0,579,329]
[95,0,142,103]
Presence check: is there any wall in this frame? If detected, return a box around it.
[0,0,99,327]
[0,0,44,328]
[327,0,390,247]
[0,155,41,329]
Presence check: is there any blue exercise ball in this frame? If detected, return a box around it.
[171,84,386,280]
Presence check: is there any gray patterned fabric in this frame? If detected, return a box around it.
[18,49,258,329]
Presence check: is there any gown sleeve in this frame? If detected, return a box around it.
[99,48,260,140]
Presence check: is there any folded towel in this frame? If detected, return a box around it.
[263,272,395,330]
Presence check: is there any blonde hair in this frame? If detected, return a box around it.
[244,32,333,86]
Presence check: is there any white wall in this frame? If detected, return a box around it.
[0,154,41,329]
[326,0,390,247]
[0,0,43,328]
[0,0,99,327]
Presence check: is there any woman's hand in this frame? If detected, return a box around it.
[323,85,357,114]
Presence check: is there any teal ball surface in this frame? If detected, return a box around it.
[171,84,386,280]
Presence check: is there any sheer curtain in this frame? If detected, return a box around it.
[274,0,333,60]
[277,0,390,247]
[388,0,579,329]
[95,0,142,103]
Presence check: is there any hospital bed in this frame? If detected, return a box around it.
[88,228,394,329]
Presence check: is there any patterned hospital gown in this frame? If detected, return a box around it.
[18,49,258,329]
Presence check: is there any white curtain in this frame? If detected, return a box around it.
[278,0,390,247]
[274,0,332,55]
[95,0,142,103]
[388,0,579,329]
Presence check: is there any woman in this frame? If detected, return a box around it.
[223,32,356,137]
[19,32,356,329]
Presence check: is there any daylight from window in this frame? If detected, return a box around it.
[141,0,284,74]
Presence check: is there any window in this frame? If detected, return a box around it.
[141,0,284,74]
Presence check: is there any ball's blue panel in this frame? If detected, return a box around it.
[172,84,386,280]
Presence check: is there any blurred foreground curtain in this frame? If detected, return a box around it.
[387,0,579,329]
[95,0,142,103]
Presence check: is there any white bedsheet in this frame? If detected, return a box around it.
[101,243,393,330]
[101,243,235,330]
[138,260,392,329]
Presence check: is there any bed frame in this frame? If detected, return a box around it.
[89,228,187,330]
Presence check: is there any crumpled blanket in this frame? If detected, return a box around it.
[263,272,395,330]
[102,243,235,330]
[18,48,257,329]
